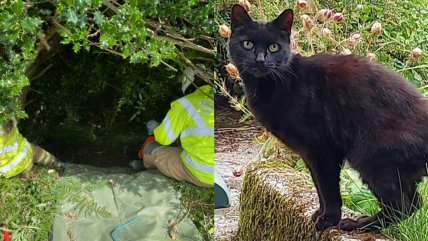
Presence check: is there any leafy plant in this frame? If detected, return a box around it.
[0,166,60,241]
[1,0,216,124]
[384,179,428,241]
[172,180,214,241]
[340,168,379,215]
[55,177,112,218]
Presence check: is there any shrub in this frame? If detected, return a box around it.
[1,0,215,124]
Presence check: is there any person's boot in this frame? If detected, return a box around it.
[50,158,66,176]
[129,159,147,171]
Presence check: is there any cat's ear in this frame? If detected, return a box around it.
[230,4,253,30]
[272,9,294,33]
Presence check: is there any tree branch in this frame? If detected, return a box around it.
[102,0,214,55]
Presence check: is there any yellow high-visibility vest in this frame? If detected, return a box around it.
[154,85,214,186]
[0,122,33,178]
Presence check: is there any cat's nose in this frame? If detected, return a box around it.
[256,52,265,63]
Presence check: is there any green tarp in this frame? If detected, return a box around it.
[52,164,201,241]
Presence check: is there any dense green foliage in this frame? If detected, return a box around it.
[0,167,59,241]
[1,0,215,124]
[22,45,181,136]
[0,1,41,121]
[172,181,214,241]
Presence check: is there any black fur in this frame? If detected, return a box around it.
[229,4,428,231]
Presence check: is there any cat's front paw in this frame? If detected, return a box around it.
[315,214,340,231]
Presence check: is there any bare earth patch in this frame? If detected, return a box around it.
[214,106,262,241]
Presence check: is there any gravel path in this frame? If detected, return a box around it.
[214,106,262,241]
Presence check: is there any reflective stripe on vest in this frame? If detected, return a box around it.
[162,116,176,143]
[180,127,214,138]
[182,151,214,174]
[0,141,18,155]
[0,140,29,174]
[177,98,206,127]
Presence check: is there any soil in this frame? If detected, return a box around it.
[214,103,263,240]
[20,120,147,167]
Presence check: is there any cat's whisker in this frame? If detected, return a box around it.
[269,67,287,87]
[266,64,287,85]
[275,64,297,78]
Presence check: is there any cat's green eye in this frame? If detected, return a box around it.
[242,40,254,50]
[268,43,280,53]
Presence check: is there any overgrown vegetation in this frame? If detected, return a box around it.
[0,167,59,241]
[296,157,428,241]
[20,45,182,166]
[1,0,215,124]
[217,0,428,240]
[1,1,215,240]
[172,181,214,241]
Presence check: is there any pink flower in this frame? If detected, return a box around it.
[296,0,309,10]
[342,48,352,55]
[316,9,333,21]
[367,52,377,61]
[233,166,243,177]
[348,33,361,45]
[218,24,231,38]
[333,13,343,23]
[322,28,332,37]
[239,0,251,12]
[411,47,423,59]
[301,14,314,30]
[371,22,382,36]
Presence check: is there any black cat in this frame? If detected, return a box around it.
[228,4,428,232]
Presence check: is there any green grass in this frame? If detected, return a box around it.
[340,169,428,241]
[383,179,428,241]
[171,180,214,241]
[294,159,428,241]
[0,166,60,241]
[340,168,380,215]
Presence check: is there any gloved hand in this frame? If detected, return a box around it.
[146,120,159,135]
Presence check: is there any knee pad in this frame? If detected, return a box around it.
[144,141,163,155]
